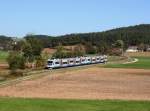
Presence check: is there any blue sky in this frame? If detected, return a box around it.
[0,0,149,37]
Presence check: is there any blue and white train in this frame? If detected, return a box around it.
[46,55,107,69]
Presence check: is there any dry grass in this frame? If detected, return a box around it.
[0,67,150,100]
[126,52,150,57]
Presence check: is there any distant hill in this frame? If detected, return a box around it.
[0,36,13,50]
[1,24,150,51]
[25,24,150,49]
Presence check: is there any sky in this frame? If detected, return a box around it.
[0,0,150,37]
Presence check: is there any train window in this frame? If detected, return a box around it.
[97,58,100,60]
[82,59,85,62]
[63,62,68,64]
[55,62,60,64]
[76,61,80,63]
[48,61,53,65]
[92,59,96,61]
[70,61,74,63]
[88,59,91,61]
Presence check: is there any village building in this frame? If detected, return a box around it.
[126,46,138,52]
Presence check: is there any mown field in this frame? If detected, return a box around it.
[104,56,150,69]
[0,98,150,111]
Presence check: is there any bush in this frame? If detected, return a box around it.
[109,48,122,56]
[52,44,85,59]
[7,51,26,70]
[35,56,45,68]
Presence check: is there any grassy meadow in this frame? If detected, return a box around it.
[0,51,8,63]
[104,57,150,69]
[0,98,150,111]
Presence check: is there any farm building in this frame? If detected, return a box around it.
[126,46,138,52]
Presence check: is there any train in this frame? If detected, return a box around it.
[46,55,108,69]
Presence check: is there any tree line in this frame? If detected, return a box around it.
[1,24,150,51]
[0,36,13,50]
[24,24,150,51]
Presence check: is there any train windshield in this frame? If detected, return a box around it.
[47,61,53,65]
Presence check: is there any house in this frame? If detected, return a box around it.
[126,46,138,52]
[147,47,150,52]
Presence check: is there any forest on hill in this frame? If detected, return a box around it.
[1,24,150,51]
[0,36,13,50]
[25,24,150,49]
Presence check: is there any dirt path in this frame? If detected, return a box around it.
[0,67,150,100]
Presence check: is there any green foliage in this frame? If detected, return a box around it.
[114,40,124,48]
[85,43,97,54]
[0,36,13,50]
[20,37,43,68]
[109,40,124,56]
[97,43,109,54]
[35,56,45,68]
[0,51,9,62]
[0,98,150,111]
[22,41,34,62]
[25,36,43,57]
[24,24,150,53]
[52,45,66,58]
[52,44,85,59]
[13,40,25,51]
[7,51,25,70]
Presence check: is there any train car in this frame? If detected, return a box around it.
[91,57,96,63]
[86,57,92,64]
[96,56,101,63]
[69,58,75,66]
[81,57,87,65]
[104,55,108,62]
[75,57,81,66]
[46,55,107,69]
[61,58,69,67]
[47,59,61,69]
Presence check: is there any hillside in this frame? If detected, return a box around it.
[0,36,13,50]
[1,24,150,50]
[25,24,150,49]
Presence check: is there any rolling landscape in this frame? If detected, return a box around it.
[0,24,150,111]
[0,0,150,111]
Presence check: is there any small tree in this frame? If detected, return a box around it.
[7,51,25,70]
[7,51,25,76]
[22,37,43,68]
[52,45,66,58]
[22,41,34,62]
[114,40,124,49]
[25,37,43,58]
[113,40,124,56]
[35,56,45,68]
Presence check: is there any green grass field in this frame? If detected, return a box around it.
[104,57,150,69]
[0,51,8,63]
[0,98,150,111]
